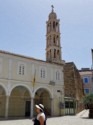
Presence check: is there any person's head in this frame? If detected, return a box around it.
[35,104,44,113]
[39,104,44,110]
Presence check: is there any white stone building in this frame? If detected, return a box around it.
[0,6,65,118]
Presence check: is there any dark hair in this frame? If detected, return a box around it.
[40,109,43,112]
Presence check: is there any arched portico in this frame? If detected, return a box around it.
[0,85,6,117]
[9,84,32,96]
[34,87,53,116]
[9,85,31,117]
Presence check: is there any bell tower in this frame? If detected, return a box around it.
[46,5,62,64]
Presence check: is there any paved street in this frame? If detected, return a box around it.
[0,110,93,125]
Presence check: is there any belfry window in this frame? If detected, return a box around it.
[56,22,59,32]
[54,49,56,58]
[53,36,55,44]
[53,22,55,30]
[57,36,59,45]
[57,50,59,55]
[50,36,51,45]
[50,50,51,58]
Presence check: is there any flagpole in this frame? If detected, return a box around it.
[91,49,93,69]
[91,49,93,92]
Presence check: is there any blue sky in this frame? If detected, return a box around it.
[0,0,93,69]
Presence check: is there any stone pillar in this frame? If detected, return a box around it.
[30,97,34,118]
[5,95,9,118]
[51,98,54,116]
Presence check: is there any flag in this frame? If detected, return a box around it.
[32,70,36,88]
[32,76,35,87]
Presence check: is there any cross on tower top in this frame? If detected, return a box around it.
[51,5,54,12]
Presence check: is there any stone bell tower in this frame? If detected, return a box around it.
[46,5,63,64]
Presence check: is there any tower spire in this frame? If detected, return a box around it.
[46,7,63,64]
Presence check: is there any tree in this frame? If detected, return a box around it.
[83,94,93,118]
[83,94,93,108]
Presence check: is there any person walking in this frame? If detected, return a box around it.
[32,104,46,125]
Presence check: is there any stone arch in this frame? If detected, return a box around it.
[34,87,52,116]
[0,84,6,117]
[34,86,52,98]
[9,84,32,96]
[9,85,31,117]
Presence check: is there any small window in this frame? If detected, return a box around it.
[83,77,89,83]
[18,64,25,75]
[84,89,89,94]
[41,68,45,78]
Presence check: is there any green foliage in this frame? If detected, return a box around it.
[83,94,93,105]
